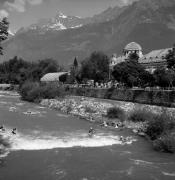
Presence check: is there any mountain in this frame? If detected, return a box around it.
[26,12,84,32]
[2,0,175,66]
[17,7,126,34]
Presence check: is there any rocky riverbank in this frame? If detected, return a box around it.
[40,96,175,135]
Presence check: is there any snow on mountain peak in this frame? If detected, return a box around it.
[49,21,67,30]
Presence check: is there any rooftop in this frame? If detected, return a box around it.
[139,48,171,63]
[40,72,68,82]
[124,42,142,51]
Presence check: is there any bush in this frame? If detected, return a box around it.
[153,135,175,153]
[20,81,66,102]
[19,81,40,102]
[146,112,175,140]
[106,107,125,121]
[84,106,96,113]
[129,109,154,122]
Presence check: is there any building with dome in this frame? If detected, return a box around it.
[109,42,143,69]
[109,42,170,73]
[123,42,143,59]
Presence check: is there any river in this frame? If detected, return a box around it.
[0,91,175,180]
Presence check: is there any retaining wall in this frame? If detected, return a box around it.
[66,87,175,107]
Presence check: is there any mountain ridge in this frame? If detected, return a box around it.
[2,0,175,66]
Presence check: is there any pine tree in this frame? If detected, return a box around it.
[0,17,9,55]
[73,57,78,69]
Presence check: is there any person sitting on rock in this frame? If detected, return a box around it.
[100,121,108,127]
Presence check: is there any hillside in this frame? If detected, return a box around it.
[1,0,175,66]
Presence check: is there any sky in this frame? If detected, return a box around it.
[0,0,139,33]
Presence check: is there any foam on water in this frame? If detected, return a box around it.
[1,129,136,151]
[130,159,154,166]
[0,150,10,158]
[162,171,175,176]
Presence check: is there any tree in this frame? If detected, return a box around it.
[166,44,175,69]
[0,17,9,55]
[153,68,175,88]
[67,58,80,84]
[80,51,109,82]
[128,52,139,63]
[73,57,78,69]
[112,58,153,87]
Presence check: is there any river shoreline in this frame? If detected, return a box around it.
[40,95,175,136]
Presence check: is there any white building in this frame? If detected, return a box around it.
[109,42,143,69]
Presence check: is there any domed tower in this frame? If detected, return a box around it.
[123,42,143,59]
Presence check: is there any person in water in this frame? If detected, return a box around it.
[120,136,127,142]
[0,125,5,131]
[89,127,95,135]
[12,128,17,135]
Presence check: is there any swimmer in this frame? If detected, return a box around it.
[88,127,95,136]
[0,125,5,132]
[120,136,127,142]
[12,128,17,135]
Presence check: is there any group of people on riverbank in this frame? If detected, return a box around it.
[100,121,124,129]
[88,126,127,142]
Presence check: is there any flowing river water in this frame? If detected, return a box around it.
[0,91,175,180]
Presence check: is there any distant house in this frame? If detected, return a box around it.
[40,72,69,83]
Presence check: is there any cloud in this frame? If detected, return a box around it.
[4,0,43,13]
[0,9,9,19]
[28,0,43,5]
[5,0,25,12]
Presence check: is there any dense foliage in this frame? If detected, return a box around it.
[80,51,109,82]
[146,112,175,140]
[106,107,125,121]
[129,108,175,153]
[153,134,175,153]
[129,109,154,122]
[112,58,153,87]
[153,68,175,88]
[0,56,62,85]
[20,81,66,102]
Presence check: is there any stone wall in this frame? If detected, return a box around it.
[66,87,175,107]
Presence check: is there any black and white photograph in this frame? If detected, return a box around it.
[0,0,175,179]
